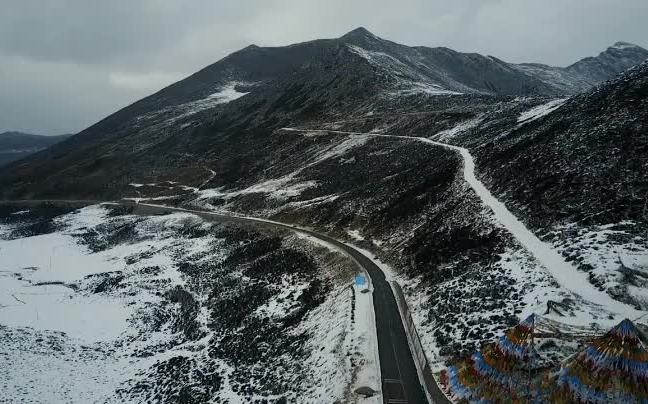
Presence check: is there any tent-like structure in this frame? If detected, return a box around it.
[550,319,648,403]
[442,314,545,403]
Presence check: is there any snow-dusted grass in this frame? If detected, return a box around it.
[0,206,199,401]
[131,203,383,402]
[0,206,281,402]
[549,222,648,309]
[428,139,641,319]
[254,274,311,319]
[194,133,369,204]
[282,128,642,320]
[0,326,127,403]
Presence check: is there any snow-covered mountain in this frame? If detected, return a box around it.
[1,28,646,200]
[341,28,647,96]
[2,28,648,403]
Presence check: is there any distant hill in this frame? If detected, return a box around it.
[0,131,71,167]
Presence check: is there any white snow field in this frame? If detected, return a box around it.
[0,205,374,403]
[0,206,187,402]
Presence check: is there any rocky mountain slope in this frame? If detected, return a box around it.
[0,28,645,199]
[463,61,648,313]
[0,131,70,167]
[469,61,648,229]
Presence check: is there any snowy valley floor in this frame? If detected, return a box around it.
[0,205,380,404]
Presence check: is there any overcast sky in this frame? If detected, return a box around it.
[1,0,647,135]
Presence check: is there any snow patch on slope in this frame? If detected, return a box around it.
[208,82,250,104]
[389,82,461,97]
[134,81,251,127]
[196,176,318,201]
[347,230,365,241]
[610,42,641,51]
[347,44,460,96]
[433,117,483,142]
[517,99,567,125]
[195,135,369,204]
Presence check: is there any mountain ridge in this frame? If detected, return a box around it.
[77,28,648,135]
[0,27,647,200]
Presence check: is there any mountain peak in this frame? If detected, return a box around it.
[341,27,378,40]
[609,41,643,51]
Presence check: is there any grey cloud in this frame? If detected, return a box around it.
[0,54,156,135]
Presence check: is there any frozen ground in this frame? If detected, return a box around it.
[0,205,372,403]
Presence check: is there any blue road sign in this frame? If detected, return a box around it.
[355,275,366,286]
